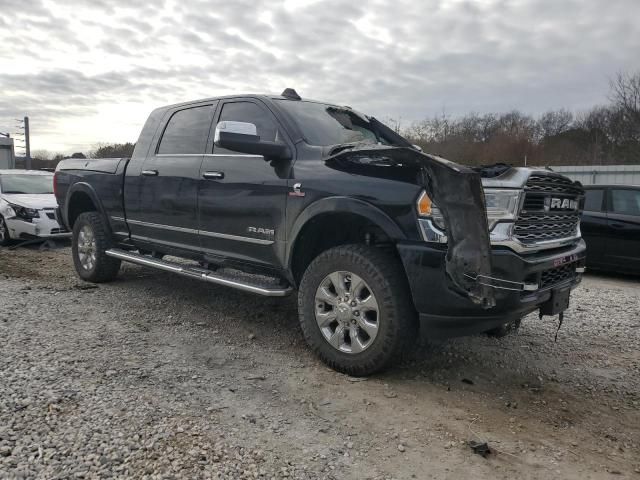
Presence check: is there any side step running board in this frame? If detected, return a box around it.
[105,249,293,297]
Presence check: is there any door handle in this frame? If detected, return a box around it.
[203,171,224,180]
[610,223,625,229]
[141,170,159,176]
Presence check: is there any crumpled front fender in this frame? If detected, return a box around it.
[326,147,495,308]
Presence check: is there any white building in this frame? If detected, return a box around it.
[552,165,640,186]
[0,136,15,169]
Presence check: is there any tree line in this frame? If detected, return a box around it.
[400,71,640,167]
[18,143,136,170]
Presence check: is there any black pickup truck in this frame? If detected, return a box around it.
[54,89,586,375]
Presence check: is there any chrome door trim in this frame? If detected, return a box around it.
[114,217,273,245]
[198,229,273,245]
[126,218,196,234]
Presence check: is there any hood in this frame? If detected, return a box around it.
[326,146,495,308]
[1,193,58,209]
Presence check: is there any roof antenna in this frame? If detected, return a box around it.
[281,88,301,100]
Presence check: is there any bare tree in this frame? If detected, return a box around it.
[30,149,53,161]
[538,109,574,139]
[610,72,640,118]
[89,143,135,158]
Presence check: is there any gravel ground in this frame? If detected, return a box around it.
[1,245,639,479]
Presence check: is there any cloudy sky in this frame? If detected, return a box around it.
[1,0,639,154]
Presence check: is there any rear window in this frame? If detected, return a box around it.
[583,189,604,212]
[0,174,53,194]
[157,105,215,155]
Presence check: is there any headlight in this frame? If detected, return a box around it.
[416,189,520,231]
[9,203,40,221]
[483,189,520,229]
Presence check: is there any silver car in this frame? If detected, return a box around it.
[0,169,70,246]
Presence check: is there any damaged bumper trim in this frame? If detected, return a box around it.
[463,273,539,292]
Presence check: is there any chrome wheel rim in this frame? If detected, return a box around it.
[315,271,380,354]
[77,225,97,271]
[0,219,6,241]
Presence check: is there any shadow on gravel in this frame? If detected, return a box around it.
[6,238,71,251]
[584,270,640,283]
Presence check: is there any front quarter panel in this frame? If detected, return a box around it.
[286,149,422,245]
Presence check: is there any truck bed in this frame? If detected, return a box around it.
[54,157,130,234]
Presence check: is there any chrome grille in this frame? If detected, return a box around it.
[525,174,583,195]
[540,263,576,289]
[514,173,583,244]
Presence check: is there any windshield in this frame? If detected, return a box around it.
[276,100,391,147]
[0,174,54,194]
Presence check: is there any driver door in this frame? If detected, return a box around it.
[197,99,293,271]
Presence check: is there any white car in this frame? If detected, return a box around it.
[0,169,70,246]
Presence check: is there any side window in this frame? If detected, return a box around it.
[583,189,604,212]
[214,101,278,154]
[611,189,640,217]
[158,105,214,155]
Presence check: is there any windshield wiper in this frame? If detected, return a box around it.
[327,140,379,156]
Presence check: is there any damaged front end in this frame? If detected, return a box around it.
[326,146,495,308]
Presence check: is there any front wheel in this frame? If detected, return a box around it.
[72,212,121,283]
[298,244,417,376]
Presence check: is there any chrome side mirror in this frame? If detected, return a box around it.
[214,121,258,143]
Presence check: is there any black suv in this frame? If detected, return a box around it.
[581,185,640,274]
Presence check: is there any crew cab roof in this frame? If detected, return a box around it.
[155,93,341,112]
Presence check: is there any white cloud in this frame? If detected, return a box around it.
[1,0,639,153]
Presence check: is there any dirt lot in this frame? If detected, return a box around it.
[1,245,639,479]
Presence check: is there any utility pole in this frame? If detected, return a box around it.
[15,117,31,169]
[24,116,31,170]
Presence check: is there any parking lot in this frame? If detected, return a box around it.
[1,245,639,479]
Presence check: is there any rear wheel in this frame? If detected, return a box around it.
[298,244,417,376]
[72,212,121,282]
[0,215,12,246]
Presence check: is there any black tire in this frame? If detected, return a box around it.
[72,212,121,283]
[0,215,12,247]
[485,318,521,338]
[298,244,417,376]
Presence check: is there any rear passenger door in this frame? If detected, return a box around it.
[131,103,216,253]
[605,188,640,272]
[580,188,607,267]
[197,99,292,271]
